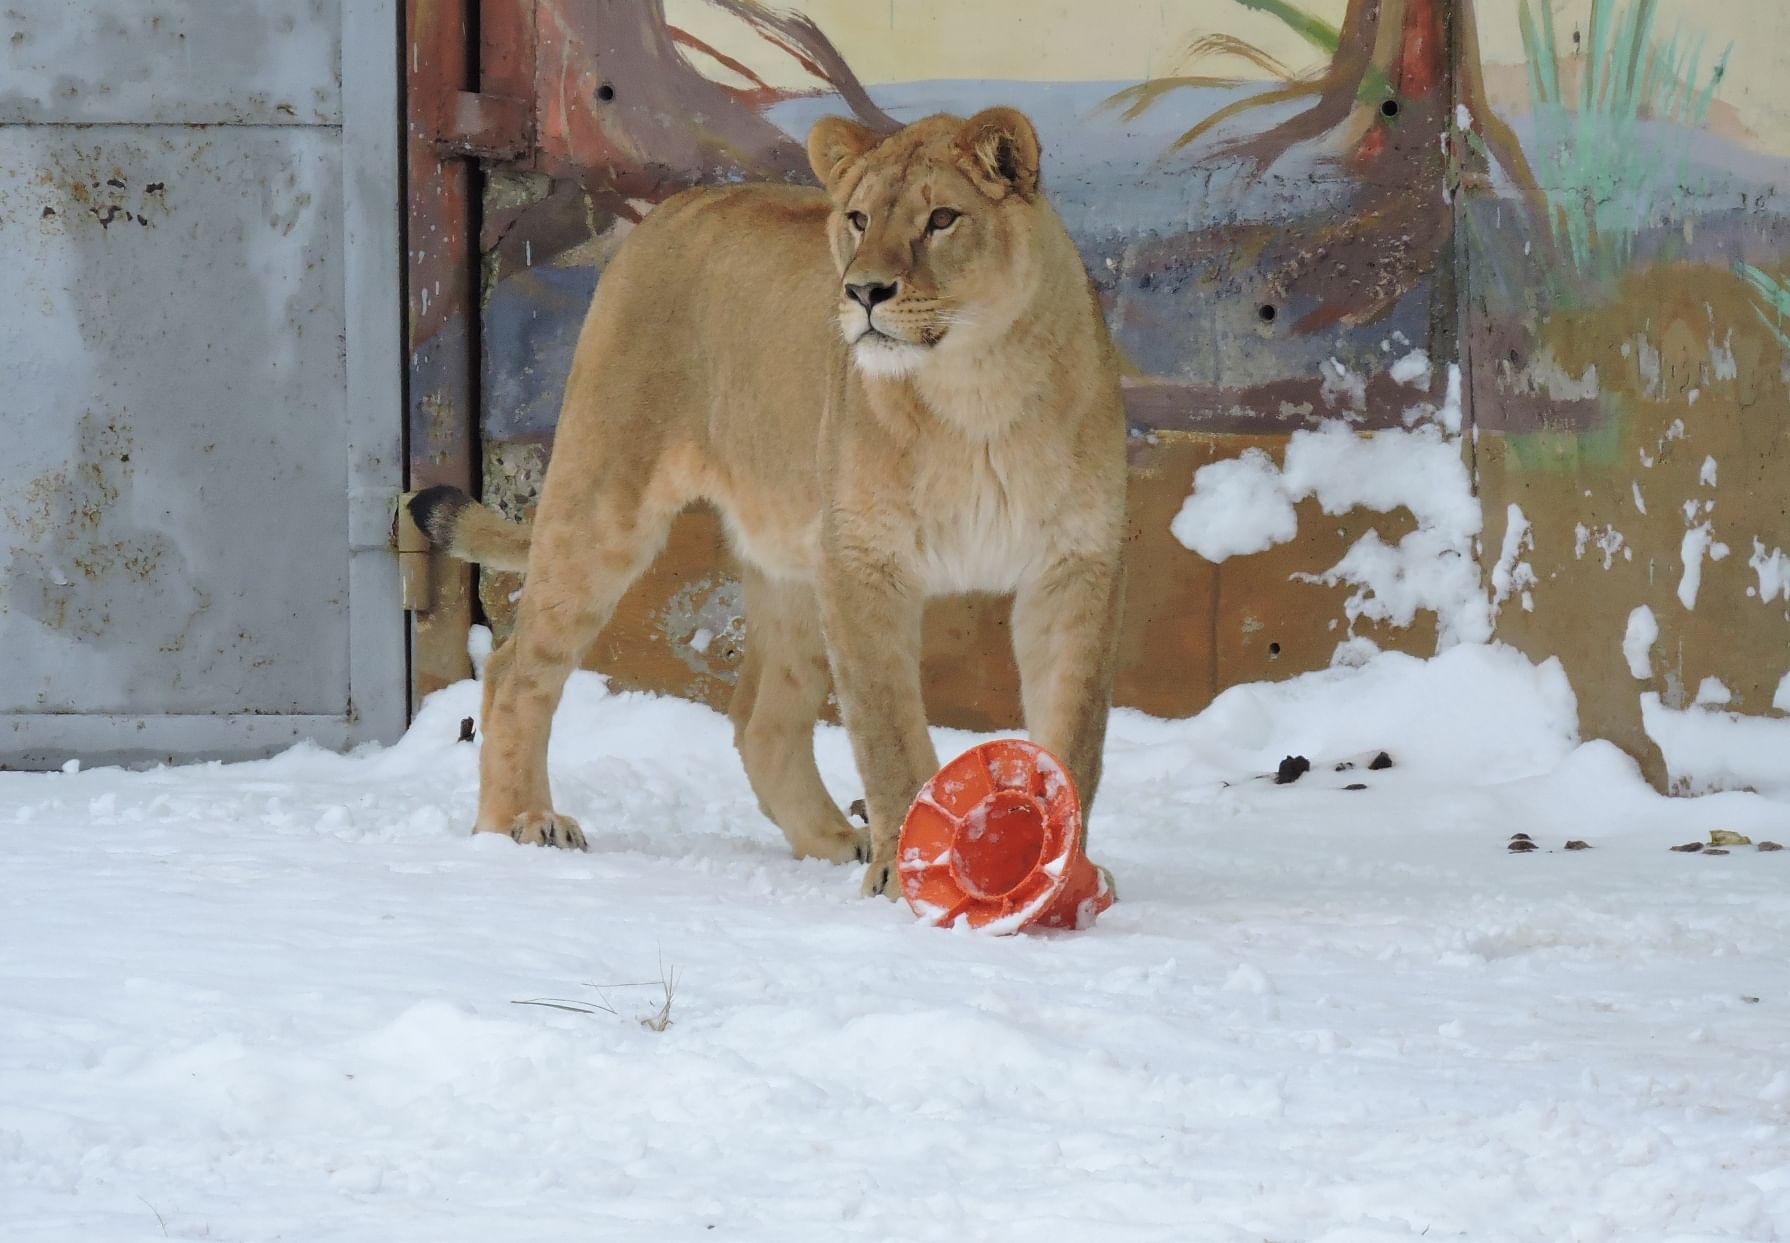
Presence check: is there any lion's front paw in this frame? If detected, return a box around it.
[860,847,901,900]
[793,822,869,866]
[497,812,587,851]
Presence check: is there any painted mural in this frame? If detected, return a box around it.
[463,0,1790,790]
[1457,0,1790,788]
[484,0,1462,440]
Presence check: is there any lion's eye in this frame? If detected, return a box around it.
[846,210,868,232]
[927,208,960,233]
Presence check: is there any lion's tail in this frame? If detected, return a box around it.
[406,485,533,573]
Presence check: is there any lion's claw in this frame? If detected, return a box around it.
[504,812,587,850]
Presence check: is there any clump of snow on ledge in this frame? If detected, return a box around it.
[467,622,494,677]
[1750,539,1790,603]
[1677,523,1729,610]
[1693,677,1733,707]
[1388,348,1432,388]
[1171,365,1486,650]
[1439,361,1463,434]
[1622,605,1658,680]
[1191,426,1487,646]
[1169,448,1296,560]
[1488,503,1536,615]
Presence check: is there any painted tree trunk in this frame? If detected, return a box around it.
[1237,0,1547,329]
[534,0,895,205]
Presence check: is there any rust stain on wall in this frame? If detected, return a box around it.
[3,413,191,646]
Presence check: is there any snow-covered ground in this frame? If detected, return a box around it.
[4,644,1789,1242]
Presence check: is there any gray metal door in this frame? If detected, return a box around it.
[0,1,404,766]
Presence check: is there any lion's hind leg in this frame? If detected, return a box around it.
[728,569,864,864]
[474,464,677,850]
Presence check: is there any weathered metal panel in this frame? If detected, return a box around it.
[342,0,408,750]
[0,1,341,125]
[0,0,404,767]
[0,128,349,718]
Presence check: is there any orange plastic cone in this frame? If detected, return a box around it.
[897,739,1115,934]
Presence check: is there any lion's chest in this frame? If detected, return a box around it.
[910,439,1048,596]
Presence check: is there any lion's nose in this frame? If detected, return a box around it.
[845,280,897,310]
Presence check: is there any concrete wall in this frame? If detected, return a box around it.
[1461,0,1790,789]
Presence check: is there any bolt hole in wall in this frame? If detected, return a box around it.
[596,82,614,102]
[1380,98,1400,118]
[1268,642,1282,659]
[1257,303,1277,323]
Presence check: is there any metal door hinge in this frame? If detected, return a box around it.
[395,491,436,612]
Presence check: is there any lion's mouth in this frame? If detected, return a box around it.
[839,304,949,367]
[855,322,943,349]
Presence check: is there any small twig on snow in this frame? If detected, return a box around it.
[511,996,619,1016]
[640,957,679,1032]
[136,1195,168,1238]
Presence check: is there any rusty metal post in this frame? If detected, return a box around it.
[405,0,481,702]
[479,0,537,137]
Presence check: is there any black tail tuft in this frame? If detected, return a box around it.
[407,484,472,548]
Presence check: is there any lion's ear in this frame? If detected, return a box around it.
[957,108,1040,199]
[807,117,879,192]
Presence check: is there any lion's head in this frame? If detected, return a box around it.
[806,108,1048,379]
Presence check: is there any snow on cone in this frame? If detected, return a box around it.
[898,739,1114,934]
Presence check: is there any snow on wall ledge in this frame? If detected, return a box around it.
[1172,363,1486,650]
[1172,360,1790,796]
[1623,605,1658,680]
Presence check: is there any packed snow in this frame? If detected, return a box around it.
[5,643,1790,1241]
[1169,448,1297,561]
[1439,362,1464,435]
[1694,677,1734,707]
[1750,540,1790,605]
[1318,357,1367,412]
[1642,691,1790,799]
[1623,605,1659,680]
[1489,504,1537,616]
[1677,523,1729,611]
[1171,413,1489,648]
[1387,349,1432,389]
[1574,523,1628,571]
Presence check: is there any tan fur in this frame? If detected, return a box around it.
[432,501,532,573]
[432,109,1128,896]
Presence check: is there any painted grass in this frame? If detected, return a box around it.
[1519,0,1730,281]
[1734,262,1790,352]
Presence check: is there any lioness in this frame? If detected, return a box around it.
[409,108,1127,897]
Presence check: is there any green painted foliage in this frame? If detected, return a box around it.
[1231,0,1340,57]
[1518,0,1730,282]
[1734,262,1790,352]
